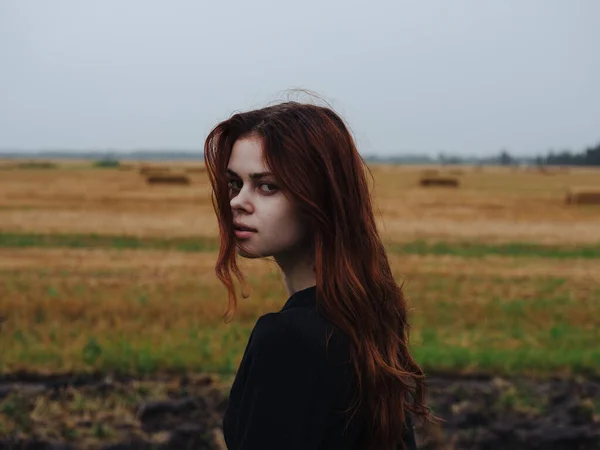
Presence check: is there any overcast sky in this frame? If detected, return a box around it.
[1,1,599,157]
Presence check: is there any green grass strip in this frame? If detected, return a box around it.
[390,240,600,259]
[4,331,599,378]
[1,231,600,259]
[0,232,219,252]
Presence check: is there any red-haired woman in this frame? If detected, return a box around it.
[204,101,434,450]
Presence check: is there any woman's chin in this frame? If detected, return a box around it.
[236,245,262,259]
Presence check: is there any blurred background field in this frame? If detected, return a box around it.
[1,160,599,379]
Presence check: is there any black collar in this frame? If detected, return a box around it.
[280,285,317,312]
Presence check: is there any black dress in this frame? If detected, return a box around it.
[222,285,418,449]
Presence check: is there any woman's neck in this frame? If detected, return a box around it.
[275,250,316,296]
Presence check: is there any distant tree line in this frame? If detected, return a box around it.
[535,142,600,166]
[2,141,599,166]
[363,141,600,167]
[493,143,600,167]
[434,141,600,167]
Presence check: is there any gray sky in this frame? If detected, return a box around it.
[1,1,599,157]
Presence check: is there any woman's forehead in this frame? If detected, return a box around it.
[227,136,271,175]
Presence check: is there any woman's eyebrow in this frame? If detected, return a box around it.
[226,168,274,180]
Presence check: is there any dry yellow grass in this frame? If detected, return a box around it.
[138,164,171,175]
[3,247,600,281]
[1,162,599,377]
[185,166,207,174]
[118,163,136,171]
[0,162,599,244]
[2,244,599,375]
[420,169,440,177]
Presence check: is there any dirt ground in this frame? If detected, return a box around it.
[0,372,599,450]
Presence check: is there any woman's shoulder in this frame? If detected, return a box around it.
[251,310,352,368]
[251,311,318,351]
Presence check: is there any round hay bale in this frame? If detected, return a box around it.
[146,174,191,186]
[565,186,600,205]
[419,177,460,188]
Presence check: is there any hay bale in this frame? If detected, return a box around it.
[146,174,191,186]
[419,177,459,188]
[565,187,600,205]
[16,161,58,169]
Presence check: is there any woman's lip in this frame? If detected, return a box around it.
[234,230,255,239]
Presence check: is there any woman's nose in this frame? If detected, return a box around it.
[230,185,253,212]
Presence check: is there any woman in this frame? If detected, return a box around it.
[204,101,434,450]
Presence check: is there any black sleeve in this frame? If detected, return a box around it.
[235,313,336,450]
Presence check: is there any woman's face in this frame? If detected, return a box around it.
[226,135,309,260]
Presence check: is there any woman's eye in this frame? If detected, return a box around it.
[228,180,241,191]
[259,183,277,193]
[227,180,277,194]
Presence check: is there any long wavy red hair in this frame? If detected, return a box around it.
[204,101,434,450]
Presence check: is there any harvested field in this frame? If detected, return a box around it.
[1,161,599,449]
